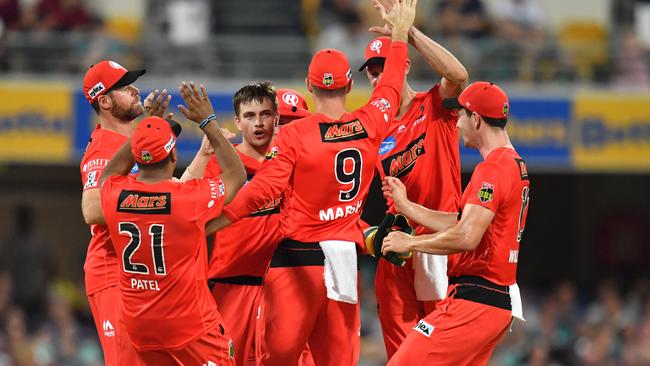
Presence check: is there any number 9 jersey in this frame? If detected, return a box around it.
[223,42,409,245]
[100,175,227,351]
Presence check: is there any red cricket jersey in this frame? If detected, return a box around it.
[223,42,409,245]
[80,125,132,295]
[448,147,530,286]
[100,175,226,350]
[205,151,283,278]
[376,85,461,234]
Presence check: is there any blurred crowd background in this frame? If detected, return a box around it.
[0,0,649,365]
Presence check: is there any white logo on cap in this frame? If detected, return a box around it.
[163,135,176,153]
[108,61,126,70]
[88,82,105,99]
[346,69,352,81]
[370,40,383,55]
[282,92,299,107]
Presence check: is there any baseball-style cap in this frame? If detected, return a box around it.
[277,88,310,119]
[131,116,177,164]
[308,49,352,89]
[358,37,391,72]
[83,60,145,104]
[443,82,510,120]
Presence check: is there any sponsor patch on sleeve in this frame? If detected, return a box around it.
[515,158,528,180]
[265,146,279,160]
[84,170,99,189]
[478,182,494,203]
[413,319,434,338]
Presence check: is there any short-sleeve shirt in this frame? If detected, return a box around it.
[376,85,461,234]
[205,150,283,278]
[100,175,226,350]
[80,125,136,295]
[447,147,530,286]
[224,42,410,246]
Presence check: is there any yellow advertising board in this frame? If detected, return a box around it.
[573,92,650,171]
[0,82,72,163]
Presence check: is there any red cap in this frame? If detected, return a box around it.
[359,37,391,72]
[83,60,145,104]
[308,49,352,89]
[277,89,310,119]
[131,116,176,164]
[443,82,510,120]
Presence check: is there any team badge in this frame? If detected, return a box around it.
[140,150,153,163]
[323,73,334,87]
[265,146,279,160]
[478,182,494,203]
[282,92,299,106]
[502,102,509,116]
[370,39,383,55]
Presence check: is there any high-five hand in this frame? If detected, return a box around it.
[143,89,171,118]
[178,81,215,124]
[373,0,417,42]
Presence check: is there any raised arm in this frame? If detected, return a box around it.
[369,0,468,98]
[178,81,246,203]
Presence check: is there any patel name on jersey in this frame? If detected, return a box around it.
[130,278,160,291]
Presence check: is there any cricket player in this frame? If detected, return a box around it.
[207,1,418,364]
[381,81,530,365]
[359,4,468,356]
[98,82,245,364]
[79,60,171,364]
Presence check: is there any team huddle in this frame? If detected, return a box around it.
[78,0,530,365]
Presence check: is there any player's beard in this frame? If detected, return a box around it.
[111,102,143,122]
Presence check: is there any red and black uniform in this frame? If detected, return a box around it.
[374,85,461,358]
[100,175,235,365]
[79,125,139,364]
[205,151,282,366]
[223,42,409,366]
[389,147,530,365]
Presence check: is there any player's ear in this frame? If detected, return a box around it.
[170,148,177,163]
[346,79,354,94]
[273,112,280,127]
[305,78,313,93]
[98,93,112,111]
[405,59,411,75]
[234,115,243,131]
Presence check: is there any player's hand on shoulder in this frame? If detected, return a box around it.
[143,89,172,118]
[178,81,215,123]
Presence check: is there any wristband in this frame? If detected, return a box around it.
[199,114,217,129]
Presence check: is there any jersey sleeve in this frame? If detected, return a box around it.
[358,41,409,137]
[195,177,228,223]
[464,161,502,213]
[99,175,124,216]
[222,125,298,222]
[81,150,111,192]
[204,156,222,179]
[428,84,458,123]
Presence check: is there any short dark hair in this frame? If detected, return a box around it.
[312,85,348,97]
[137,155,171,170]
[233,81,278,116]
[463,108,507,128]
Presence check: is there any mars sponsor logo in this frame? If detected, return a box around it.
[319,119,368,142]
[250,196,282,217]
[381,133,426,178]
[478,182,494,203]
[117,190,171,214]
[413,319,434,338]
